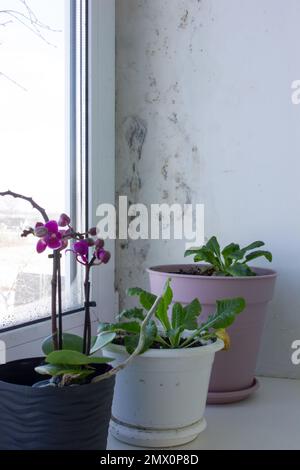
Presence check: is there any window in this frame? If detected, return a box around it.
[0,0,87,329]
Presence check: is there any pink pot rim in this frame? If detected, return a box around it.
[147,264,277,281]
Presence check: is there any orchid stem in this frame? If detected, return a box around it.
[83,266,91,355]
[50,252,59,351]
[57,252,63,350]
[0,190,49,222]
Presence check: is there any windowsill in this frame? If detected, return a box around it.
[107,377,300,450]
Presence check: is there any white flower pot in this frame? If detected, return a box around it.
[104,339,224,448]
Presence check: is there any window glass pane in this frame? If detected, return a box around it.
[0,0,82,328]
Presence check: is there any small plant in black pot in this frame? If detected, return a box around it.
[0,190,137,450]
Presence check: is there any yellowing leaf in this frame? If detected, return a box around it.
[215,329,231,351]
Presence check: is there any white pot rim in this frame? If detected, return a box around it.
[106,338,224,358]
[147,264,277,280]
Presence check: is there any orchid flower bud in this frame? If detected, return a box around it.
[58,213,71,227]
[95,238,104,249]
[88,227,97,236]
[96,249,111,264]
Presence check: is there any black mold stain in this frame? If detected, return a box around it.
[175,174,192,205]
[162,190,169,200]
[139,243,150,262]
[120,242,129,251]
[124,116,148,160]
[168,112,178,124]
[179,9,189,29]
[161,160,169,180]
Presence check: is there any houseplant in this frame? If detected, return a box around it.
[148,236,277,404]
[0,190,134,450]
[101,280,245,447]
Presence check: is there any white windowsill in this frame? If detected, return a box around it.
[107,377,300,450]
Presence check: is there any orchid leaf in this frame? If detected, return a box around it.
[42,333,84,355]
[46,349,114,366]
[35,364,94,378]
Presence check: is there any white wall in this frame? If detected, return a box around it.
[116,0,300,378]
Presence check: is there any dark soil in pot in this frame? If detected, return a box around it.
[0,357,115,450]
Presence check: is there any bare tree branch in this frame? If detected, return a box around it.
[0,71,27,91]
[0,0,61,46]
[0,0,62,89]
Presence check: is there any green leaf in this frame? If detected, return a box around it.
[172,303,185,329]
[242,241,265,252]
[143,320,158,352]
[42,333,84,355]
[244,250,272,263]
[202,297,246,331]
[184,247,201,257]
[35,364,95,378]
[126,287,144,296]
[46,350,114,366]
[183,298,201,329]
[117,307,145,321]
[124,335,139,355]
[226,263,255,277]
[163,279,173,307]
[90,332,116,355]
[221,243,240,266]
[171,299,201,332]
[206,236,221,259]
[229,242,266,262]
[193,246,219,267]
[127,287,157,311]
[168,327,184,348]
[124,320,158,354]
[155,280,172,331]
[98,321,141,335]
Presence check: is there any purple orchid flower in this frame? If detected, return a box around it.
[36,220,64,253]
[71,239,89,265]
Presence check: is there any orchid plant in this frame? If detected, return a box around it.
[0,190,115,386]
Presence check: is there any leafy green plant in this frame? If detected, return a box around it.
[99,280,246,353]
[185,236,272,277]
[35,332,116,386]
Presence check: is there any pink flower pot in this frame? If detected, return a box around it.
[147,265,277,404]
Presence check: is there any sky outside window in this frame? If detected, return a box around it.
[0,0,70,328]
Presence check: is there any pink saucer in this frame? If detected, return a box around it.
[207,378,260,405]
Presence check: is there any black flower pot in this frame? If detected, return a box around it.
[0,357,115,450]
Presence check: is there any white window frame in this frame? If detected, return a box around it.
[0,0,116,361]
